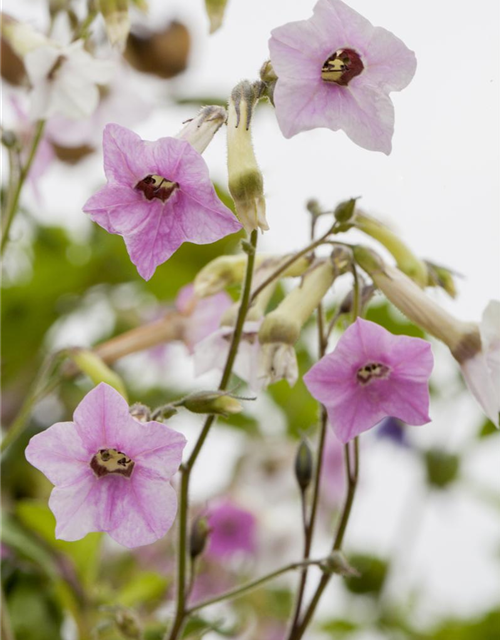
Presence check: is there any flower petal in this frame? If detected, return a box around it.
[83,184,151,235]
[363,27,417,92]
[326,387,388,443]
[122,423,186,480]
[461,355,500,428]
[50,473,105,541]
[25,422,90,486]
[107,467,178,548]
[73,383,131,453]
[102,123,149,186]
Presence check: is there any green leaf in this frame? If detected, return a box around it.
[478,418,498,438]
[320,619,359,637]
[1,513,58,578]
[116,571,169,607]
[365,301,426,338]
[16,499,102,587]
[6,574,63,640]
[344,554,388,597]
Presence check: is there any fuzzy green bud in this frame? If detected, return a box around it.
[98,0,130,51]
[259,259,337,346]
[334,198,357,223]
[181,391,242,417]
[227,81,268,233]
[294,438,313,492]
[355,212,428,287]
[176,105,227,155]
[69,349,128,400]
[323,551,360,577]
[190,515,210,559]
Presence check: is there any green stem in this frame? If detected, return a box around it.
[292,438,359,640]
[249,227,334,303]
[1,120,45,254]
[166,230,258,640]
[187,558,325,615]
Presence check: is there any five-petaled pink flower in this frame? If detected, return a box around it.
[268,0,417,153]
[304,318,433,443]
[83,124,242,280]
[25,383,187,548]
[207,499,257,560]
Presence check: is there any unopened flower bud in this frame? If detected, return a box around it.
[114,609,142,639]
[294,438,313,491]
[355,212,428,287]
[190,515,210,559]
[259,259,337,346]
[1,130,18,148]
[98,0,130,51]
[344,554,388,595]
[259,60,278,104]
[129,403,151,422]
[227,80,268,233]
[69,349,128,400]
[424,449,460,489]
[354,247,480,363]
[334,198,357,223]
[323,551,360,577]
[181,391,243,417]
[176,105,227,155]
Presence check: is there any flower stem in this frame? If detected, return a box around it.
[166,230,258,640]
[249,227,334,303]
[292,438,359,640]
[1,120,45,255]
[187,558,325,615]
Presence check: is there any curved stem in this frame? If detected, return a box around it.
[187,558,324,615]
[249,227,334,303]
[1,120,45,255]
[166,230,258,640]
[292,438,359,640]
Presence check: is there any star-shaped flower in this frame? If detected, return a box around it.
[83,124,242,280]
[268,0,417,153]
[25,383,187,548]
[304,318,433,443]
[206,499,257,560]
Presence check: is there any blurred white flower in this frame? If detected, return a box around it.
[25,40,114,120]
[460,301,500,427]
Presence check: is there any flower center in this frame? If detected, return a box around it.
[90,448,135,478]
[356,362,390,385]
[135,174,179,202]
[321,48,364,86]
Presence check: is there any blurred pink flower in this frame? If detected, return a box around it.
[268,0,417,153]
[304,318,433,443]
[194,320,262,390]
[207,499,257,560]
[83,124,241,280]
[25,383,186,548]
[460,300,500,427]
[176,284,233,353]
[321,430,346,507]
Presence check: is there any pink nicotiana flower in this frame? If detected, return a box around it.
[268,0,417,153]
[321,430,346,508]
[25,383,187,548]
[460,300,500,428]
[194,320,263,391]
[304,318,433,443]
[206,499,257,560]
[83,124,242,280]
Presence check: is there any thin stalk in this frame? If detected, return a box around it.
[292,438,359,640]
[1,120,45,254]
[165,230,258,640]
[249,227,334,303]
[187,558,325,615]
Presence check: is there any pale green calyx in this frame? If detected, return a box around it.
[97,0,130,51]
[227,80,268,233]
[69,348,128,400]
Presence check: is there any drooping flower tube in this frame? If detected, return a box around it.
[268,0,417,153]
[304,318,434,443]
[25,383,187,548]
[83,124,242,280]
